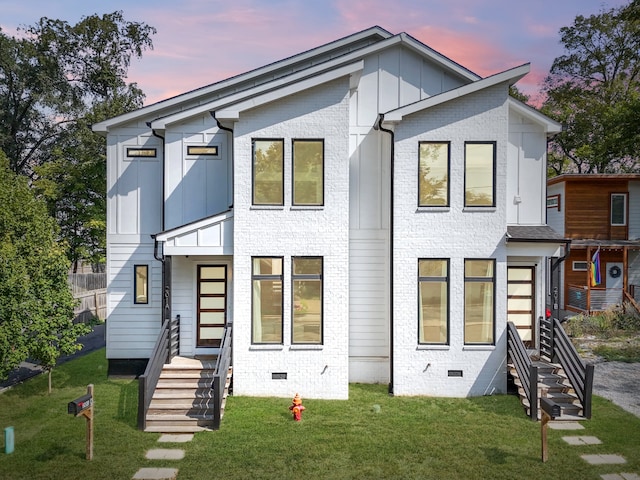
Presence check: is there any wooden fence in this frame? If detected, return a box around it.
[69,273,107,323]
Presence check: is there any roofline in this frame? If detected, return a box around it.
[381,63,530,124]
[548,173,640,186]
[507,97,562,134]
[153,209,233,241]
[93,26,391,133]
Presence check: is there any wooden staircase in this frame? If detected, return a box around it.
[144,356,231,433]
[509,358,585,421]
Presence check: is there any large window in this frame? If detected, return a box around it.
[253,139,284,205]
[292,257,323,344]
[418,259,449,344]
[611,193,627,226]
[419,142,449,206]
[464,142,495,207]
[464,259,495,344]
[293,140,324,206]
[252,257,283,344]
[134,265,148,304]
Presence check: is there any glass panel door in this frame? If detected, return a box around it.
[507,266,535,348]
[198,265,227,347]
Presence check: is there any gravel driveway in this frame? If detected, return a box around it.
[592,361,640,418]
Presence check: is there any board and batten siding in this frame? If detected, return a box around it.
[629,181,640,240]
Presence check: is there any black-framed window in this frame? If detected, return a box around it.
[464,259,495,344]
[292,139,324,206]
[419,142,449,206]
[292,257,323,344]
[418,259,449,344]
[252,139,284,205]
[134,264,149,304]
[611,193,627,226]
[464,142,496,207]
[251,257,283,344]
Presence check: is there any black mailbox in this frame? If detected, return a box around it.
[540,397,561,419]
[68,394,93,416]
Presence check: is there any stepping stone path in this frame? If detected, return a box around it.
[552,421,637,479]
[132,433,194,479]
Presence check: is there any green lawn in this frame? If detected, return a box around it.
[1,349,639,479]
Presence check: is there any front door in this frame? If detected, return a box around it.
[507,266,536,348]
[197,265,227,347]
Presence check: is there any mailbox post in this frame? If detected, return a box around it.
[68,384,94,460]
[540,396,561,462]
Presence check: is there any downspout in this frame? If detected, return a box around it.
[375,113,394,396]
[149,126,166,232]
[211,112,234,209]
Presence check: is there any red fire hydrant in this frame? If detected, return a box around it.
[289,393,305,421]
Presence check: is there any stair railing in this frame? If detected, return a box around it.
[551,318,594,418]
[507,321,538,420]
[138,315,181,430]
[212,324,232,430]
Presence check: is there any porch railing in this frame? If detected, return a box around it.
[540,318,594,418]
[507,321,538,420]
[567,284,623,313]
[137,315,180,430]
[212,324,232,430]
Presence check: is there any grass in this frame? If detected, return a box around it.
[1,349,639,479]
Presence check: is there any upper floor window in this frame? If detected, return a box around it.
[292,257,323,344]
[251,257,283,344]
[419,142,449,206]
[253,139,284,205]
[293,140,324,206]
[418,259,449,345]
[611,193,627,226]
[464,259,495,345]
[464,142,496,207]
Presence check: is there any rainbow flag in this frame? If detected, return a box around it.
[590,248,601,286]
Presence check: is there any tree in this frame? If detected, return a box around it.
[542,1,640,175]
[1,12,155,269]
[0,151,89,385]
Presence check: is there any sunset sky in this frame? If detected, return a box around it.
[0,0,630,105]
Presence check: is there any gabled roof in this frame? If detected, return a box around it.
[93,26,481,133]
[380,64,530,125]
[508,97,562,135]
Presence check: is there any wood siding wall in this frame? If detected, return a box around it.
[565,180,629,240]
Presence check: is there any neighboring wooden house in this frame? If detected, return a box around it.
[547,174,640,314]
[93,26,567,402]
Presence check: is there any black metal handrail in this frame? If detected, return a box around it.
[507,321,538,420]
[137,315,180,430]
[212,325,232,430]
[552,318,594,418]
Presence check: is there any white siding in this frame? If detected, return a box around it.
[546,183,565,236]
[391,84,510,397]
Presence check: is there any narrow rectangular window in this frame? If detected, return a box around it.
[252,257,283,344]
[293,140,324,206]
[292,257,323,344]
[134,265,148,304]
[419,142,449,206]
[465,142,496,207]
[418,259,449,344]
[464,259,495,344]
[572,261,588,272]
[253,139,284,205]
[611,193,627,226]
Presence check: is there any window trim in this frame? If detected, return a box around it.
[418,141,450,207]
[417,258,450,345]
[292,139,325,207]
[251,256,284,345]
[546,194,561,211]
[291,256,323,345]
[611,193,627,226]
[252,138,284,206]
[463,258,496,345]
[134,264,149,305]
[572,261,588,272]
[464,141,496,208]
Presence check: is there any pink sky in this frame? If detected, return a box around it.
[0,0,630,105]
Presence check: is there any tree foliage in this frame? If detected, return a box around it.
[542,1,640,175]
[0,11,156,269]
[0,151,89,381]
